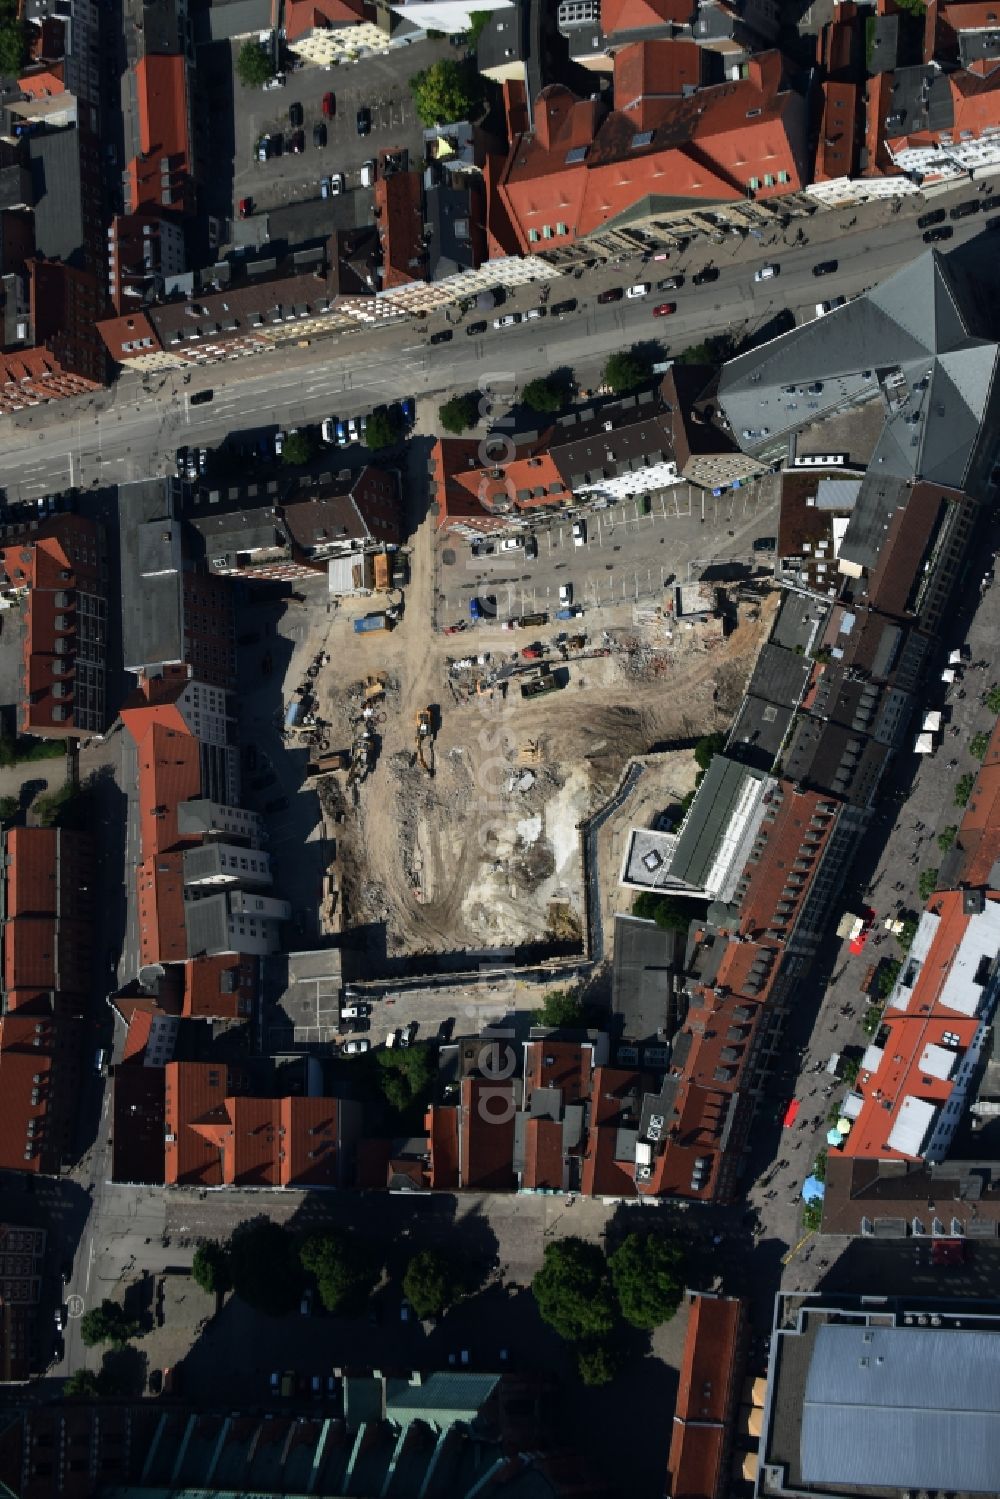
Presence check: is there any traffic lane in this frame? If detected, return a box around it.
[0,207,992,499]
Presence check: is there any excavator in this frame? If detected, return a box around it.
[414,707,435,776]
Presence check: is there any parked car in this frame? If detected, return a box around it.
[812,259,838,276]
[313,122,327,148]
[626,282,650,298]
[653,302,675,316]
[329,173,344,195]
[344,1039,370,1054]
[190,389,213,405]
[400,1300,412,1322]
[289,101,304,129]
[321,417,336,444]
[657,275,684,290]
[401,398,414,424]
[949,199,980,220]
[816,297,846,317]
[263,73,285,90]
[692,266,718,285]
[289,130,304,154]
[754,263,779,282]
[467,320,487,335]
[342,1004,371,1020]
[300,1289,313,1315]
[550,298,577,316]
[917,208,946,229]
[238,197,252,218]
[572,519,586,547]
[322,91,335,117]
[493,313,520,328]
[356,106,371,136]
[524,306,546,319]
[429,329,453,344]
[274,430,284,457]
[923,225,953,243]
[559,582,573,606]
[524,534,538,558]
[469,595,496,620]
[597,287,622,303]
[54,1307,64,1331]
[499,537,522,552]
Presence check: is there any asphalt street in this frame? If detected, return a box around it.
[0,183,992,503]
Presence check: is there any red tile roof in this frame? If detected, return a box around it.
[614,41,703,128]
[953,717,1000,884]
[111,1064,166,1184]
[667,1295,744,1499]
[374,171,425,289]
[284,0,365,41]
[523,1040,592,1103]
[430,438,507,534]
[581,1067,643,1197]
[845,890,990,1161]
[164,1061,229,1185]
[491,54,805,254]
[813,80,858,181]
[183,955,256,1020]
[461,1077,516,1190]
[0,1013,82,1174]
[522,1118,566,1190]
[426,1102,460,1188]
[127,55,192,216]
[602,0,695,29]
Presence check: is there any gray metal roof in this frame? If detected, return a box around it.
[802,1322,1000,1493]
[119,479,186,675]
[717,253,1000,531]
[28,128,85,268]
[669,755,767,890]
[611,914,679,1043]
[183,892,230,957]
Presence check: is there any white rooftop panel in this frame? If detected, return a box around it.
[886,1095,938,1157]
[919,1041,958,1081]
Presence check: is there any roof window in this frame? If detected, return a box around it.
[631,130,654,149]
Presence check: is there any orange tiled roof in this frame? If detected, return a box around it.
[581,1066,642,1198]
[667,1295,744,1499]
[522,1118,566,1190]
[602,0,695,32]
[183,954,256,1019]
[953,717,1000,884]
[845,891,990,1161]
[461,1077,516,1190]
[373,171,424,289]
[426,1102,460,1188]
[127,55,192,216]
[814,81,858,181]
[492,54,804,253]
[284,0,365,41]
[614,41,703,129]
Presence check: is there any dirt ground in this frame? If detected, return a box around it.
[280,561,776,959]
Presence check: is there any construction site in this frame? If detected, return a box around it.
[275,587,777,964]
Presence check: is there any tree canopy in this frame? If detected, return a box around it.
[365,408,403,451]
[79,1300,139,1349]
[409,60,481,127]
[535,988,585,1028]
[532,1237,616,1342]
[402,1248,457,1319]
[281,430,314,467]
[191,1241,232,1296]
[228,1221,303,1316]
[0,5,26,78]
[693,731,726,769]
[300,1230,378,1314]
[237,41,274,89]
[374,1043,437,1120]
[522,377,565,414]
[608,1233,684,1329]
[577,1340,623,1386]
[63,1368,101,1399]
[439,392,480,434]
[603,351,650,394]
[630,891,695,933]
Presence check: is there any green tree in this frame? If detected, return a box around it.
[876,959,901,998]
[281,430,314,467]
[522,377,565,414]
[0,20,26,77]
[237,40,274,89]
[228,1221,302,1316]
[918,867,939,901]
[365,409,403,451]
[0,795,18,821]
[439,392,480,434]
[630,891,696,933]
[409,59,482,127]
[532,1237,616,1343]
[468,10,492,44]
[840,1055,860,1084]
[813,1148,828,1183]
[374,1043,438,1122]
[970,731,991,761]
[79,1300,139,1349]
[577,1340,623,1386]
[403,1248,456,1319]
[955,772,976,807]
[300,1230,378,1314]
[986,685,1000,714]
[608,1233,684,1330]
[191,1240,232,1296]
[937,825,958,852]
[862,1004,884,1037]
[0,736,13,767]
[536,988,584,1027]
[694,731,726,770]
[803,1200,823,1232]
[63,1368,101,1399]
[896,916,918,951]
[603,351,650,394]
[34,781,77,828]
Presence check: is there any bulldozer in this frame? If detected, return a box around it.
[414,707,435,776]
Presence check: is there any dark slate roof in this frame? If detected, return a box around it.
[611,914,680,1043]
[27,128,85,267]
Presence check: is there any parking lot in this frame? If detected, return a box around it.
[231,40,453,215]
[437,479,777,624]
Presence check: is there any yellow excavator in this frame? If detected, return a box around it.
[414,707,434,776]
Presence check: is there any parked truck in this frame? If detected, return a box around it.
[305,751,350,776]
[354,611,391,634]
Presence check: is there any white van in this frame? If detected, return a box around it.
[626,282,650,298]
[754,264,779,282]
[359,160,375,188]
[386,1030,397,1049]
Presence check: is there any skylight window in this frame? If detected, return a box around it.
[565,145,587,164]
[631,130,654,149]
